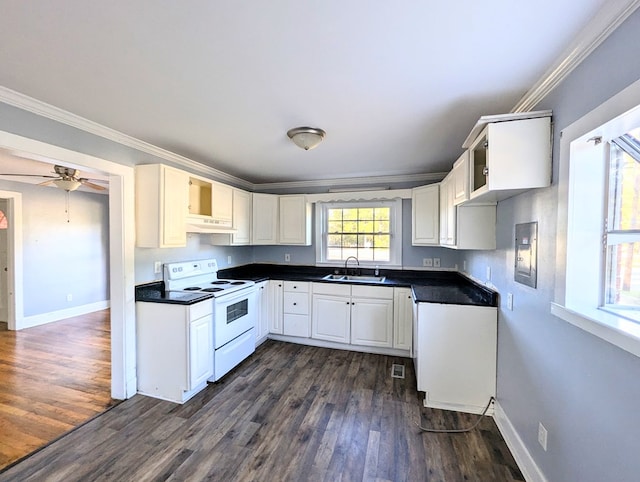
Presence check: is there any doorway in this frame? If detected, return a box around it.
[0,199,7,326]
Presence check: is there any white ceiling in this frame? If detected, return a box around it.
[0,1,616,185]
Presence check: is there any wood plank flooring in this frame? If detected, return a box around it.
[0,310,115,470]
[1,340,524,481]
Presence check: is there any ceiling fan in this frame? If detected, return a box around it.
[0,164,107,192]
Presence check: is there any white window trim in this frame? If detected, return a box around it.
[314,198,403,268]
[554,77,640,358]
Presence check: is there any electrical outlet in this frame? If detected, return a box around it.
[538,422,548,451]
[285,253,291,262]
[507,293,513,310]
[66,294,73,302]
[227,255,232,264]
[433,258,441,268]
[423,258,433,267]
[486,266,491,280]
[154,261,162,274]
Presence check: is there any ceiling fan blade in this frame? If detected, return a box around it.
[0,173,58,178]
[79,179,107,191]
[38,180,55,186]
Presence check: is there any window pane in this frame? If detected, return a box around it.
[609,131,640,230]
[374,207,390,221]
[328,221,342,234]
[343,209,358,221]
[605,241,640,307]
[328,208,343,221]
[373,248,390,261]
[374,235,390,248]
[343,235,357,248]
[327,248,343,260]
[343,221,358,233]
[375,220,389,233]
[358,220,374,233]
[358,208,374,220]
[327,234,342,247]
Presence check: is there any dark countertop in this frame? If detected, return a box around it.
[135,281,216,305]
[218,264,498,307]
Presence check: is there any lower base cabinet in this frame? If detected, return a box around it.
[413,302,497,414]
[312,291,351,343]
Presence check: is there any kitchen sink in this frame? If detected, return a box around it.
[322,274,386,283]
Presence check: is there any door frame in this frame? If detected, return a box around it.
[0,191,23,331]
[0,130,136,400]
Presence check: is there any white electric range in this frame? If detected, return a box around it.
[164,259,257,381]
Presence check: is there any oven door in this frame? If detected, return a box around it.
[214,287,257,349]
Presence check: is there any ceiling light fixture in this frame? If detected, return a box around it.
[287,127,326,151]
[52,179,82,191]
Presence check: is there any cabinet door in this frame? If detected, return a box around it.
[232,189,252,245]
[393,288,413,351]
[350,297,394,348]
[189,315,213,390]
[252,193,279,245]
[312,295,351,343]
[212,181,233,223]
[269,280,284,334]
[452,151,470,205]
[439,177,449,245]
[255,281,269,341]
[279,195,311,245]
[411,184,439,246]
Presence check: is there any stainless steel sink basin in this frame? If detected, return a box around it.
[322,274,386,283]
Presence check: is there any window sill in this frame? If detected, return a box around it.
[550,303,640,358]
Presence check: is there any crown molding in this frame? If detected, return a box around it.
[252,171,446,192]
[512,0,640,113]
[0,86,254,190]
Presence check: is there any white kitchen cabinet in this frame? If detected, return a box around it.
[255,281,269,343]
[135,164,189,248]
[414,302,497,414]
[393,288,413,351]
[451,151,470,206]
[211,188,252,246]
[211,181,233,224]
[252,193,279,245]
[136,299,213,404]
[279,195,312,245]
[464,113,552,203]
[439,175,455,246]
[269,280,284,334]
[411,183,439,246]
[312,283,351,344]
[282,281,311,337]
[350,285,394,348]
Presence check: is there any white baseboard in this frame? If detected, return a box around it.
[267,334,411,357]
[493,400,548,482]
[423,397,495,416]
[19,300,110,329]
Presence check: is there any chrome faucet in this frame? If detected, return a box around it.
[344,256,359,275]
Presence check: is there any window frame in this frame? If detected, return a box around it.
[315,199,402,268]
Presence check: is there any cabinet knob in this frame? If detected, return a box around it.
[293,302,297,306]
[346,302,350,305]
[293,286,297,289]
[482,166,489,176]
[351,302,355,305]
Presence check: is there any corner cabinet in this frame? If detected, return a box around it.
[211,188,252,246]
[412,184,440,246]
[464,111,552,203]
[135,164,189,248]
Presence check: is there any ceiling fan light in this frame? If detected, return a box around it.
[287,127,326,150]
[53,179,81,191]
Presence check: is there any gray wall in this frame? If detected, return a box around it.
[464,9,640,482]
[0,179,109,316]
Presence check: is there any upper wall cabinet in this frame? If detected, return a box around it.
[135,164,189,248]
[451,151,469,206]
[279,195,311,245]
[211,181,233,224]
[412,183,439,246]
[252,193,279,245]
[211,188,252,246]
[462,111,552,203]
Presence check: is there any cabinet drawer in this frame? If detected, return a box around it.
[283,292,309,314]
[351,284,393,300]
[189,299,213,321]
[283,313,311,337]
[312,282,351,296]
[283,281,309,293]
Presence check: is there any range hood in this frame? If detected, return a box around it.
[186,215,236,234]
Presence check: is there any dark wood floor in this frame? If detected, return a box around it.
[1,339,523,481]
[0,310,115,469]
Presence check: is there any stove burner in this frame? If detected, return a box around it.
[230,281,246,285]
[210,281,228,285]
[183,287,202,291]
[201,287,224,293]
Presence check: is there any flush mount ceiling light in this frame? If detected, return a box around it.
[287,127,326,151]
[52,179,81,191]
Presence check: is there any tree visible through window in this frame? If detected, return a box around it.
[327,206,391,261]
[605,127,640,313]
